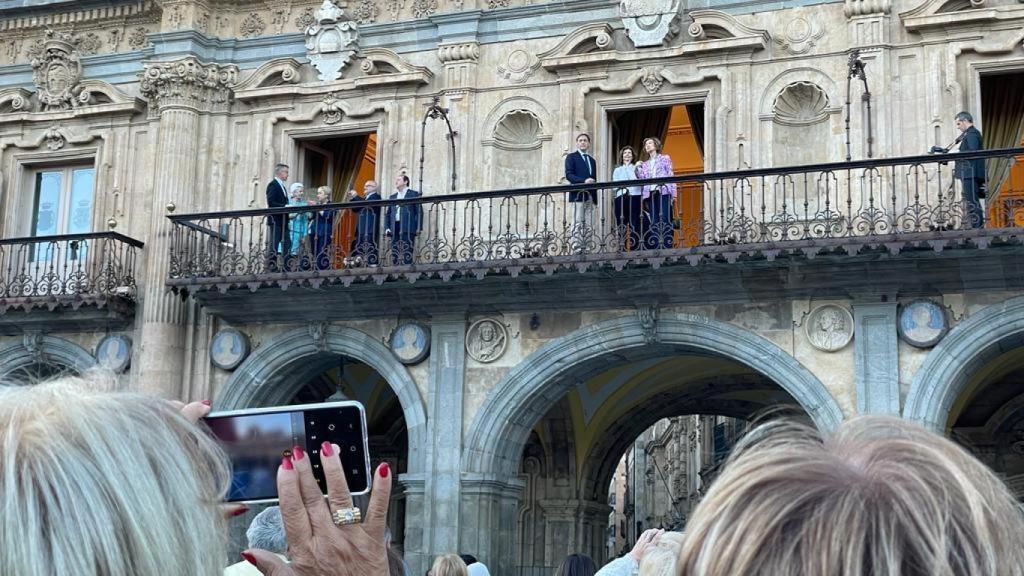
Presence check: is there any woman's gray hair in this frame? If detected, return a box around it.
[247,506,287,554]
[675,415,1024,576]
[289,182,305,195]
[0,373,231,576]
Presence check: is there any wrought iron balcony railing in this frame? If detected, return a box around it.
[167,149,1023,289]
[0,232,144,306]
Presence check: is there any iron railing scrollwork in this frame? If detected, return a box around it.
[166,149,1024,286]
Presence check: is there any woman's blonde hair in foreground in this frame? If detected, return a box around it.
[639,531,684,576]
[675,415,1024,576]
[431,553,469,576]
[0,374,231,576]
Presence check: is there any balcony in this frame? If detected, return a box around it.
[0,232,144,334]
[167,149,1024,323]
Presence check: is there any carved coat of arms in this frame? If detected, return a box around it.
[31,30,83,111]
[620,0,682,47]
[305,0,360,81]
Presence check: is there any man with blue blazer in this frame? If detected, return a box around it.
[565,133,598,252]
[266,163,290,263]
[385,173,422,265]
[348,179,382,266]
[953,111,987,229]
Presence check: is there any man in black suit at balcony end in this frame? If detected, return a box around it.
[954,111,987,229]
[266,163,291,261]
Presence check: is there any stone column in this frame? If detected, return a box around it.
[136,57,237,396]
[460,475,526,574]
[852,301,900,414]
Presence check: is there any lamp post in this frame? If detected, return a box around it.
[845,50,874,162]
[418,95,458,194]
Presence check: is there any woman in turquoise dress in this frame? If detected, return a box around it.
[287,182,310,256]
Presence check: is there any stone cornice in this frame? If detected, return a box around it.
[140,56,238,114]
[0,0,158,33]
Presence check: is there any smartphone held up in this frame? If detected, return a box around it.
[205,400,371,503]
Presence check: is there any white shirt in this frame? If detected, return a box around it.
[275,177,286,193]
[394,188,410,221]
[612,163,641,197]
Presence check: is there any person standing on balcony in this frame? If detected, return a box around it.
[287,183,309,257]
[309,186,335,270]
[565,133,598,254]
[636,137,677,249]
[612,145,643,251]
[266,163,290,264]
[350,179,382,266]
[385,174,422,265]
[954,111,987,229]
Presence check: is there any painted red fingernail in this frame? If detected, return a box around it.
[281,456,293,471]
[380,462,390,478]
[201,399,211,406]
[292,446,305,461]
[321,441,334,457]
[241,552,257,566]
[231,506,249,517]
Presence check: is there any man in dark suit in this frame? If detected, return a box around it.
[954,111,987,229]
[266,163,290,265]
[565,133,598,253]
[384,174,422,265]
[349,179,382,266]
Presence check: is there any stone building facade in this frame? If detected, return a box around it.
[2,0,1024,574]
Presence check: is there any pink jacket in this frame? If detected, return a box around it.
[636,154,677,199]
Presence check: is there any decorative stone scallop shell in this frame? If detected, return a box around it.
[773,81,829,125]
[494,110,542,147]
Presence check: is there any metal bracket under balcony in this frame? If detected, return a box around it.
[0,232,144,335]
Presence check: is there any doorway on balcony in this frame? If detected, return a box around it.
[298,132,378,266]
[979,72,1024,227]
[607,104,705,247]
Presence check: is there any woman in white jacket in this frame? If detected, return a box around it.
[596,529,683,576]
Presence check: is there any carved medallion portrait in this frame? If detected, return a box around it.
[390,322,430,365]
[96,334,132,373]
[898,299,948,348]
[466,318,508,363]
[210,328,251,370]
[805,304,854,352]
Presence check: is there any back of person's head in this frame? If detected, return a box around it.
[246,506,286,555]
[554,553,597,576]
[639,532,684,576]
[467,561,491,576]
[431,553,468,576]
[675,415,1024,576]
[459,554,477,566]
[388,547,407,576]
[0,374,231,576]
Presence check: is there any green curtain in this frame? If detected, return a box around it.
[980,73,1024,201]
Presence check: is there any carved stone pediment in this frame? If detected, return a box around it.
[305,0,359,82]
[899,0,1024,30]
[620,0,682,47]
[538,23,615,70]
[31,29,83,112]
[359,48,433,81]
[0,88,32,115]
[234,58,304,92]
[684,10,771,51]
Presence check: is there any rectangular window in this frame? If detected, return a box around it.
[30,165,95,261]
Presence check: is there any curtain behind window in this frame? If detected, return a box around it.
[980,73,1024,202]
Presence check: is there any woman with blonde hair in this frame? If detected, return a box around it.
[635,137,676,250]
[430,553,468,576]
[675,415,1024,576]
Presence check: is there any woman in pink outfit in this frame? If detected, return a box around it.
[635,137,677,249]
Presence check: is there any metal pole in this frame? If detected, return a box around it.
[417,95,459,194]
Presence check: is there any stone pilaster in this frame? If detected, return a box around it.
[136,57,236,396]
[460,475,526,575]
[853,301,900,414]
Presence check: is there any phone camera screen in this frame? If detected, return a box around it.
[207,403,369,502]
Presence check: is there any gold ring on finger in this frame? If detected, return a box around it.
[332,507,362,527]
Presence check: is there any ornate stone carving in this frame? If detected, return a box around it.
[412,0,438,18]
[23,332,43,362]
[44,126,66,150]
[687,21,705,39]
[77,32,102,56]
[773,82,830,125]
[309,321,329,351]
[844,0,891,16]
[640,67,663,94]
[296,8,317,30]
[25,39,45,62]
[5,40,19,64]
[438,42,480,63]
[127,27,150,50]
[620,0,681,47]
[498,44,540,83]
[774,16,825,54]
[321,92,344,124]
[488,0,511,8]
[353,0,380,24]
[386,0,405,19]
[805,304,854,352]
[271,9,291,34]
[466,318,508,363]
[305,0,359,82]
[637,304,659,344]
[494,111,542,147]
[168,6,183,29]
[139,57,239,114]
[31,30,83,112]
[108,29,121,51]
[240,13,267,38]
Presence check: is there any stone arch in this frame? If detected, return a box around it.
[462,314,844,478]
[758,67,840,118]
[903,295,1024,431]
[216,325,428,472]
[0,334,97,380]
